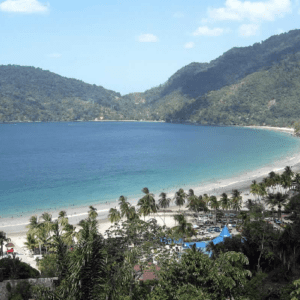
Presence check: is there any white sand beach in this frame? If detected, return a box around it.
[1,125,299,269]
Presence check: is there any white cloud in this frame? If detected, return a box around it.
[138,34,158,43]
[0,0,49,13]
[207,0,291,22]
[192,26,224,36]
[184,42,194,49]
[239,24,260,36]
[48,53,62,58]
[173,12,184,18]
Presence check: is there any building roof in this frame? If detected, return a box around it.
[134,263,161,281]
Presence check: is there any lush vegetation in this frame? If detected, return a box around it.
[3,29,300,126]
[0,168,296,299]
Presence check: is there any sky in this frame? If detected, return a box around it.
[1,0,300,95]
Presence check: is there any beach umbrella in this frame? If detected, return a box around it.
[5,243,14,248]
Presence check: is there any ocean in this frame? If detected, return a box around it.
[1,122,300,218]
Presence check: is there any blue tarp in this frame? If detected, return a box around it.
[219,226,231,238]
[212,236,224,245]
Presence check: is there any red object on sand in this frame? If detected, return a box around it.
[7,249,14,253]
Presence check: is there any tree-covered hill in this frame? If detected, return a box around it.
[0,65,146,122]
[170,51,300,127]
[138,29,300,106]
[3,29,300,125]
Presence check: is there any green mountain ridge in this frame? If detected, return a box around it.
[2,29,300,125]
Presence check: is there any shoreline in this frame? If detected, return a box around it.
[1,124,299,269]
[241,125,295,135]
[0,124,298,232]
[1,128,299,234]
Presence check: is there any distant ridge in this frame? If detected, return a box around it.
[2,29,300,126]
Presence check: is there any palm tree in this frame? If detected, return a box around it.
[265,194,277,222]
[158,192,171,223]
[202,194,210,206]
[187,195,208,216]
[231,189,242,214]
[173,214,195,240]
[88,206,98,220]
[283,166,294,179]
[24,233,38,255]
[250,180,260,201]
[141,187,157,208]
[0,231,11,258]
[108,208,121,223]
[266,192,288,220]
[174,188,187,211]
[65,217,107,299]
[220,193,231,224]
[292,173,300,192]
[37,212,53,255]
[62,223,76,250]
[187,189,198,206]
[26,215,43,255]
[209,195,219,224]
[138,198,152,221]
[118,195,132,220]
[58,210,69,233]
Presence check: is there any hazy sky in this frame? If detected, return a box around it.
[1,0,300,95]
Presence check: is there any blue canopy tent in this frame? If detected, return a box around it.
[219,226,231,238]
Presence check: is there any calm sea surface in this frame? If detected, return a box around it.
[1,122,300,217]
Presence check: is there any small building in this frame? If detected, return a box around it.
[134,263,161,281]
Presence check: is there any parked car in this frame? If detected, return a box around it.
[214,228,221,232]
[221,225,225,228]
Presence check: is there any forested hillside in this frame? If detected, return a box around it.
[172,51,300,127]
[0,65,150,122]
[2,29,300,125]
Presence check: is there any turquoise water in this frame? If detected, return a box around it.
[0,122,300,217]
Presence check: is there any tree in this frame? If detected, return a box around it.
[149,248,251,300]
[137,188,158,221]
[26,215,42,255]
[118,195,135,220]
[266,192,288,220]
[173,188,187,211]
[292,173,300,192]
[57,209,107,300]
[158,192,171,223]
[231,189,242,213]
[187,195,208,216]
[108,208,121,223]
[0,231,11,258]
[172,215,195,239]
[209,195,219,225]
[220,193,231,223]
[24,233,38,255]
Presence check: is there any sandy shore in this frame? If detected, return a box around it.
[1,125,299,269]
[243,125,294,134]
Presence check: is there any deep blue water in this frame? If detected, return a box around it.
[1,122,300,217]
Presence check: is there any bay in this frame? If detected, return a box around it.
[0,121,300,217]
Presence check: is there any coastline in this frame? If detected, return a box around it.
[1,125,299,234]
[242,125,295,135]
[1,124,300,269]
[0,124,298,230]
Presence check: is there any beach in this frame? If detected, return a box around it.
[1,125,299,269]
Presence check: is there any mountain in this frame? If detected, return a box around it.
[130,29,300,123]
[2,29,300,125]
[0,65,152,122]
